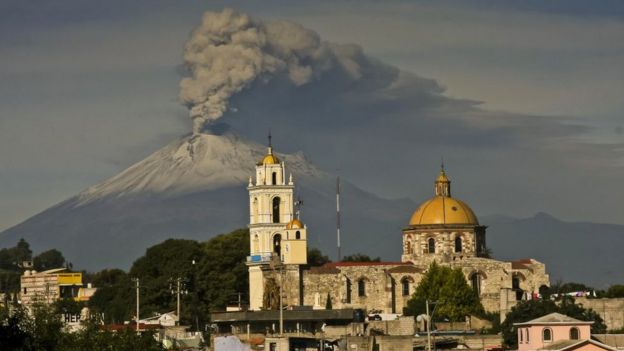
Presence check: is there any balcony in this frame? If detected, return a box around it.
[246,252,283,264]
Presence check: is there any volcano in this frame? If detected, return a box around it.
[0,132,415,270]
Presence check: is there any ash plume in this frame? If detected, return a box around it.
[179,8,368,134]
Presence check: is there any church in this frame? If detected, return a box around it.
[245,140,550,320]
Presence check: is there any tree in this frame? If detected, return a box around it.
[306,248,331,267]
[88,270,133,324]
[33,249,66,271]
[341,253,380,262]
[500,296,607,347]
[404,262,483,322]
[605,285,624,298]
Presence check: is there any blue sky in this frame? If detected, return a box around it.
[1,0,623,230]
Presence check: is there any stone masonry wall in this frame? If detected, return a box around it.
[576,297,624,331]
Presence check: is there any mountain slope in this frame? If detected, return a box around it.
[484,212,624,288]
[0,132,415,270]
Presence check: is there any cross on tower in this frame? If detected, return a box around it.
[294,196,304,220]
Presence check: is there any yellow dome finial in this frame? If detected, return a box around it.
[435,162,451,197]
[258,130,280,165]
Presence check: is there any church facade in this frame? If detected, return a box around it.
[246,142,550,319]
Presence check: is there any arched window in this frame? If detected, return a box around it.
[470,273,481,295]
[543,328,552,342]
[345,279,352,303]
[513,274,525,301]
[295,231,301,239]
[358,279,366,297]
[272,197,281,223]
[428,238,435,254]
[401,278,410,296]
[520,328,524,343]
[526,328,530,342]
[273,234,282,257]
[455,236,462,253]
[272,172,277,185]
[570,327,579,340]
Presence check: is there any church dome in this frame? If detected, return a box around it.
[409,196,478,225]
[258,134,280,165]
[260,153,280,165]
[286,219,304,229]
[409,167,479,225]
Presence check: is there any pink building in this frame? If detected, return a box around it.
[514,313,616,351]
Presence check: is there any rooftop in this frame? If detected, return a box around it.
[514,313,593,326]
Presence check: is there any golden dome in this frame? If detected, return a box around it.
[260,153,280,165]
[409,167,478,225]
[286,219,304,229]
[409,196,478,225]
[258,144,280,165]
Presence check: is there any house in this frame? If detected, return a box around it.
[514,313,618,351]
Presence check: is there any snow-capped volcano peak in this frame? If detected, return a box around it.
[77,132,324,204]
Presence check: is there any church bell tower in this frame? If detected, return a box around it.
[246,135,308,310]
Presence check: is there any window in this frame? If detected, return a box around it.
[455,236,462,253]
[358,279,366,297]
[405,241,412,254]
[401,279,410,296]
[273,234,282,257]
[295,231,301,239]
[272,197,281,223]
[471,273,481,295]
[520,328,524,343]
[570,327,579,340]
[346,279,352,303]
[526,328,530,342]
[23,287,27,295]
[543,328,552,342]
[272,172,277,185]
[428,238,435,254]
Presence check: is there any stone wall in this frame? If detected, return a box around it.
[302,263,422,314]
[368,317,415,336]
[576,297,624,331]
[301,256,550,319]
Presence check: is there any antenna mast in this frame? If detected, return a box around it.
[336,175,341,261]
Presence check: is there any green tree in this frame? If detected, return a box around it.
[129,238,205,323]
[33,249,66,271]
[325,293,333,309]
[306,248,331,267]
[88,270,133,324]
[605,285,624,298]
[500,296,606,347]
[404,262,483,321]
[341,253,380,262]
[196,228,250,315]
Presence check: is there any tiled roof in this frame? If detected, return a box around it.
[538,339,618,351]
[387,265,423,273]
[514,313,593,326]
[324,262,408,268]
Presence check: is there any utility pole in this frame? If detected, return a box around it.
[279,261,284,336]
[426,300,432,351]
[336,175,341,262]
[132,278,140,335]
[176,277,181,324]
